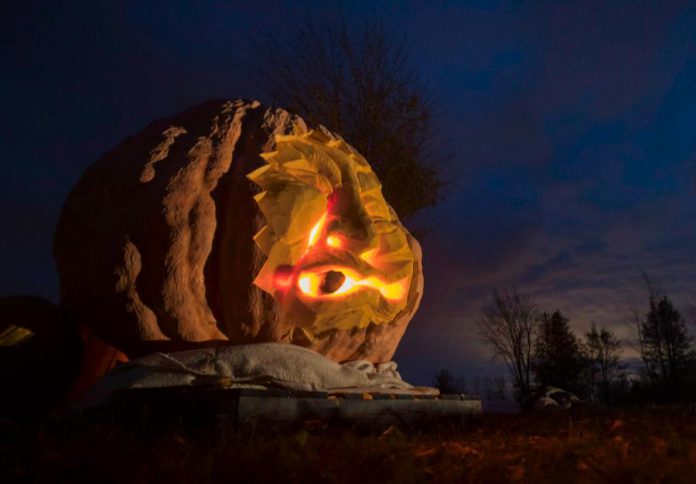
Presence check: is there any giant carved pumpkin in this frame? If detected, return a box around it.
[54,100,423,363]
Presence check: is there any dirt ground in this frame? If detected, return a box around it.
[2,406,695,483]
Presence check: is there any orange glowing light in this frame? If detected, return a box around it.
[359,248,379,265]
[296,266,408,302]
[298,274,314,294]
[272,265,294,290]
[307,213,328,250]
[326,235,343,248]
[274,273,293,288]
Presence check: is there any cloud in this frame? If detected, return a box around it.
[399,133,696,380]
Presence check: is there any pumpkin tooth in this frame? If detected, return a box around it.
[252,263,276,296]
[259,150,279,161]
[252,225,275,256]
[246,164,272,182]
[253,191,267,203]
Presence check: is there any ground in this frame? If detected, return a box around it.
[2,406,695,483]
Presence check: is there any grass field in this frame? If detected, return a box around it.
[2,406,695,483]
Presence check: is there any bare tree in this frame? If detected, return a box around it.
[470,375,481,398]
[255,16,445,221]
[432,369,465,395]
[584,323,623,403]
[685,298,696,335]
[483,375,509,400]
[627,304,649,375]
[476,288,539,402]
[626,272,666,380]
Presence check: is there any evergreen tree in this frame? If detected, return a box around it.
[640,296,693,391]
[532,311,587,396]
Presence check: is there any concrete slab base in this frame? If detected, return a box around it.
[94,387,481,427]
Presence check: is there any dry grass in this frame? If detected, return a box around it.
[2,406,696,483]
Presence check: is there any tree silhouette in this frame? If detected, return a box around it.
[476,288,538,403]
[433,369,463,395]
[532,311,587,396]
[255,16,444,221]
[584,323,622,403]
[641,295,693,390]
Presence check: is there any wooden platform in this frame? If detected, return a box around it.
[93,387,481,427]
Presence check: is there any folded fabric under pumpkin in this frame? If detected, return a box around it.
[77,343,438,410]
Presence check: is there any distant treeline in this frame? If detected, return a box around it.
[435,272,696,408]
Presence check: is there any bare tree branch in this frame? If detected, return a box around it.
[475,288,538,402]
[253,15,447,222]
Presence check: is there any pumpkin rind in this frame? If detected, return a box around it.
[54,100,423,362]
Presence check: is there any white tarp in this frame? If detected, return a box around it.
[78,343,437,409]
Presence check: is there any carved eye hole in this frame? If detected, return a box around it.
[319,270,346,294]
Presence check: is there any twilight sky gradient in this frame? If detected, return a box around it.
[2,1,695,384]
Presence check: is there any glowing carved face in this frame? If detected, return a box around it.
[247,129,415,337]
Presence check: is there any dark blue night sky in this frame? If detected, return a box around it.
[2,1,695,383]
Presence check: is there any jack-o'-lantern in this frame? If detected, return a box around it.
[54,100,423,363]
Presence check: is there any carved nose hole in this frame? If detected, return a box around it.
[319,270,345,294]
